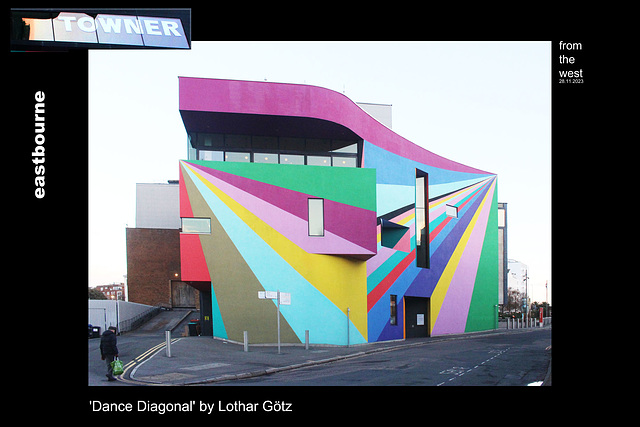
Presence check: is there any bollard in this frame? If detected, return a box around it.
[243,331,249,352]
[165,330,172,357]
[305,330,309,350]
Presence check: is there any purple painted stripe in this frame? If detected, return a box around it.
[431,180,496,335]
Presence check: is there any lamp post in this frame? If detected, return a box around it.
[545,280,548,316]
[523,267,529,326]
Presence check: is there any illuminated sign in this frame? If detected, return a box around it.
[14,11,190,49]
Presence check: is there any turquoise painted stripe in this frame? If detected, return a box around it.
[210,284,228,339]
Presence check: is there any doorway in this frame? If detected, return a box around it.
[404,296,430,338]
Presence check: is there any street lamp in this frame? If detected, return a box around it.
[523,268,529,325]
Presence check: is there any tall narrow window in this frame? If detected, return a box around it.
[390,294,397,325]
[308,198,324,236]
[416,169,430,268]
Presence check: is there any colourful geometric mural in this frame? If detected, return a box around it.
[363,140,498,341]
[180,160,376,345]
[178,77,498,345]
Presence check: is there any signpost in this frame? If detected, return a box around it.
[258,289,290,354]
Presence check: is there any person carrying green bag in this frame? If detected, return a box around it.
[100,326,120,381]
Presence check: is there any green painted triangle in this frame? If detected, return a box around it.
[183,160,376,212]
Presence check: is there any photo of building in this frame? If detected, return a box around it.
[174,77,499,346]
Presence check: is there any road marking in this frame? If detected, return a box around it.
[437,347,510,386]
[116,338,182,385]
[181,362,230,371]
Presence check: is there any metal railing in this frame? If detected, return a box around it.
[118,305,163,333]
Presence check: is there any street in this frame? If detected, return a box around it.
[211,328,551,386]
[88,333,169,386]
[89,327,551,386]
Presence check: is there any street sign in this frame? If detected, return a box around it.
[258,290,290,304]
[279,292,291,305]
[257,289,291,354]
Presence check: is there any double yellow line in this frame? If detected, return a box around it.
[116,338,181,385]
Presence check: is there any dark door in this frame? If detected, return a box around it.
[199,289,213,336]
[404,296,429,338]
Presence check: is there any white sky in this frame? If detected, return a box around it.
[89,41,551,304]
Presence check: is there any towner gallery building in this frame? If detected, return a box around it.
[175,77,498,346]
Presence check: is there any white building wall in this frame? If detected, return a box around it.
[88,300,154,333]
[135,182,180,229]
[508,259,528,295]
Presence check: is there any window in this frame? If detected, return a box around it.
[416,169,430,268]
[390,295,397,325]
[199,133,224,147]
[280,154,304,165]
[225,152,250,162]
[187,132,360,167]
[307,155,331,166]
[198,150,223,161]
[445,204,458,218]
[308,198,324,236]
[181,217,211,234]
[498,206,506,227]
[332,156,356,167]
[254,153,278,164]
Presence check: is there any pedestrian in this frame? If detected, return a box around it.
[100,326,119,381]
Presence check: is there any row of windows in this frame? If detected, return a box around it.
[197,150,357,168]
[190,132,358,153]
[180,198,326,237]
[188,132,360,168]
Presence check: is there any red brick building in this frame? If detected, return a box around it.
[126,227,200,309]
[95,283,125,300]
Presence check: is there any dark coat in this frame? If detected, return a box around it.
[100,329,119,357]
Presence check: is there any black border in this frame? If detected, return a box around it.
[10,5,592,416]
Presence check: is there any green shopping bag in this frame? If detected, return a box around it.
[111,358,124,376]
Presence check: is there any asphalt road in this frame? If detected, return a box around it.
[212,328,551,386]
[88,333,169,386]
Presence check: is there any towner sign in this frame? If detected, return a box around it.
[21,12,189,48]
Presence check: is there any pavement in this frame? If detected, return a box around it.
[100,322,551,386]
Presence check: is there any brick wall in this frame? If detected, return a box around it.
[126,228,181,307]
